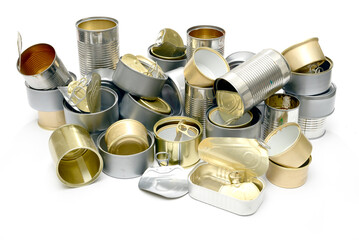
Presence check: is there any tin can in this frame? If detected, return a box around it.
[48,124,103,187]
[63,86,119,133]
[226,51,255,70]
[206,106,262,139]
[76,16,119,76]
[215,49,291,117]
[153,116,203,168]
[186,25,225,60]
[262,94,300,139]
[283,57,333,96]
[266,156,312,189]
[17,43,71,90]
[298,117,327,139]
[148,45,187,72]
[166,67,185,112]
[97,131,154,178]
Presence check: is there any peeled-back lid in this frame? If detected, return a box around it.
[198,137,269,177]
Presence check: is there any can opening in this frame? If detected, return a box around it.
[189,28,224,39]
[266,124,300,156]
[19,44,55,75]
[194,49,228,79]
[265,94,300,110]
[78,19,117,31]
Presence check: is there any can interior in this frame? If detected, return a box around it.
[78,19,117,31]
[155,119,201,142]
[189,28,224,39]
[194,49,228,79]
[58,149,101,185]
[19,44,55,75]
[160,82,181,115]
[266,125,300,156]
[266,94,300,110]
[190,164,263,194]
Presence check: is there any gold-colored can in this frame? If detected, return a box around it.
[38,110,66,130]
[137,97,172,114]
[48,124,103,187]
[153,116,203,167]
[282,37,325,72]
[266,156,312,189]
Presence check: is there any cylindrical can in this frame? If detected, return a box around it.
[76,16,119,76]
[166,67,185,112]
[206,106,262,139]
[48,124,103,187]
[298,117,326,139]
[153,116,203,168]
[215,49,291,116]
[63,86,119,133]
[226,51,255,70]
[38,111,66,130]
[17,43,71,90]
[184,80,215,132]
[98,131,154,178]
[186,25,225,60]
[283,57,333,96]
[266,156,312,189]
[112,57,167,98]
[148,45,187,72]
[262,94,300,139]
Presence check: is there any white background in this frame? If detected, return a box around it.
[1,0,358,239]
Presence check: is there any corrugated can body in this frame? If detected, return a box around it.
[299,117,326,139]
[215,49,291,113]
[76,17,119,76]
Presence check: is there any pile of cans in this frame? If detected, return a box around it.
[18,16,336,216]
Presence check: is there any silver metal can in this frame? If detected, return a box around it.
[76,16,119,76]
[226,51,255,70]
[215,49,291,115]
[186,25,225,59]
[166,67,186,111]
[148,45,187,72]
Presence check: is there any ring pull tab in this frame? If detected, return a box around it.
[155,152,170,167]
[176,120,199,138]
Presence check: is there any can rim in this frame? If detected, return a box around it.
[76,16,118,32]
[187,25,226,40]
[282,37,319,55]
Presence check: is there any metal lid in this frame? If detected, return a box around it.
[226,51,255,69]
[137,97,172,114]
[198,137,269,177]
[209,107,253,128]
[216,90,244,119]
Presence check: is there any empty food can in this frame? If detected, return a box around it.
[48,124,103,187]
[226,51,255,69]
[148,45,187,72]
[153,116,203,168]
[215,49,291,118]
[165,67,186,112]
[76,16,119,76]
[186,25,225,59]
[262,93,300,139]
[17,43,72,90]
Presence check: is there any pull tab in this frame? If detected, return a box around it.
[155,152,170,166]
[17,32,22,71]
[176,120,199,138]
[229,170,253,186]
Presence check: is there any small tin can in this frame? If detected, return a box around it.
[153,116,203,168]
[97,131,154,178]
[17,43,71,90]
[63,86,119,134]
[226,51,255,70]
[282,38,325,72]
[76,16,119,76]
[262,93,300,139]
[283,57,333,96]
[48,124,103,187]
[205,106,262,139]
[186,25,225,60]
[266,156,312,189]
[148,45,187,72]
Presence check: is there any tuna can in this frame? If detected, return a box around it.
[215,49,291,118]
[262,94,300,139]
[148,45,187,72]
[226,51,255,70]
[97,131,154,178]
[76,16,119,76]
[184,80,215,133]
[283,57,333,96]
[205,106,262,139]
[48,124,103,187]
[153,116,203,168]
[186,25,225,60]
[63,86,119,134]
[17,43,72,90]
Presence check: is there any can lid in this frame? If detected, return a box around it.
[216,90,244,119]
[198,137,269,177]
[138,97,171,114]
[209,107,253,128]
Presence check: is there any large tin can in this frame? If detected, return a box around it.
[76,16,119,76]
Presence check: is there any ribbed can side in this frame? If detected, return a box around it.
[299,117,326,139]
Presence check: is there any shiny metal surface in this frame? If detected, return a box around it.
[137,97,171,114]
[17,43,71,90]
[166,67,185,112]
[148,45,187,72]
[209,107,253,128]
[76,16,119,76]
[48,124,103,187]
[38,110,66,130]
[98,131,154,178]
[188,163,265,216]
[206,106,262,139]
[215,49,291,116]
[184,80,215,132]
[262,94,300,139]
[266,157,311,189]
[226,51,255,69]
[284,57,333,95]
[113,57,167,98]
[63,86,119,133]
[26,82,64,112]
[299,117,326,139]
[186,25,225,59]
